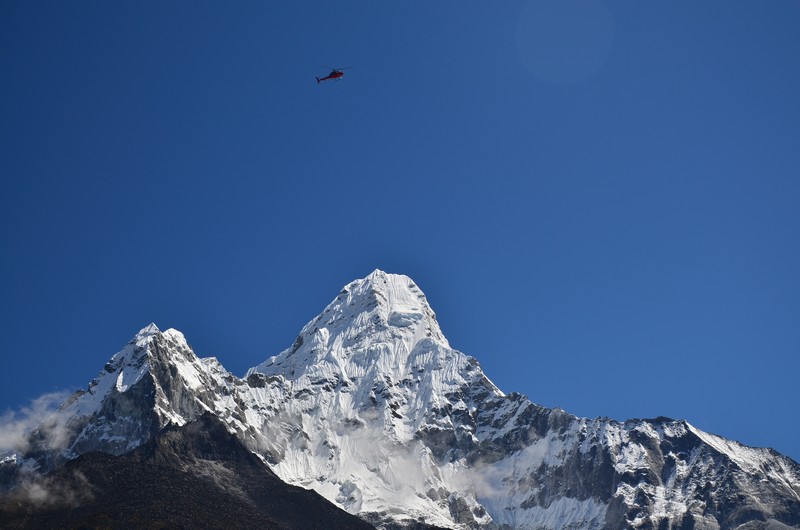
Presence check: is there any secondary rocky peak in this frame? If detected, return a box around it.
[132,322,160,341]
[106,324,191,375]
[17,323,244,471]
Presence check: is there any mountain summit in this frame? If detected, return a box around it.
[4,271,800,529]
[251,269,451,379]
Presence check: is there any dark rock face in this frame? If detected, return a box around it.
[413,372,800,529]
[0,414,374,530]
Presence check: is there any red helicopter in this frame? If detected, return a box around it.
[316,66,351,84]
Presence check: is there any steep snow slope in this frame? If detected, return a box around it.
[243,271,800,529]
[242,270,504,527]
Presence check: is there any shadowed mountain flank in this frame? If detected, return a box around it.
[0,414,375,530]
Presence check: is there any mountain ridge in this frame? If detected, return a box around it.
[3,270,799,529]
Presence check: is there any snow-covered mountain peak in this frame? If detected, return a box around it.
[161,327,189,346]
[108,324,188,372]
[21,323,246,467]
[342,269,447,346]
[132,322,160,342]
[250,270,451,379]
[104,323,160,373]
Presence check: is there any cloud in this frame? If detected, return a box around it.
[11,470,94,507]
[0,391,72,454]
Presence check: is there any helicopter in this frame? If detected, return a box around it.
[316,66,351,84]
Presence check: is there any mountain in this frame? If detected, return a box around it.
[0,413,374,529]
[2,270,799,529]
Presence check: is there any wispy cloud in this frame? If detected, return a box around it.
[0,391,72,454]
[10,470,94,507]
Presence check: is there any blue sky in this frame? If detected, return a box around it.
[2,1,799,462]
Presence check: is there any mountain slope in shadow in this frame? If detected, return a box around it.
[0,413,376,529]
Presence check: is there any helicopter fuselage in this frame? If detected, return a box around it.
[316,70,345,84]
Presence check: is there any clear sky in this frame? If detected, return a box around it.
[2,1,799,462]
